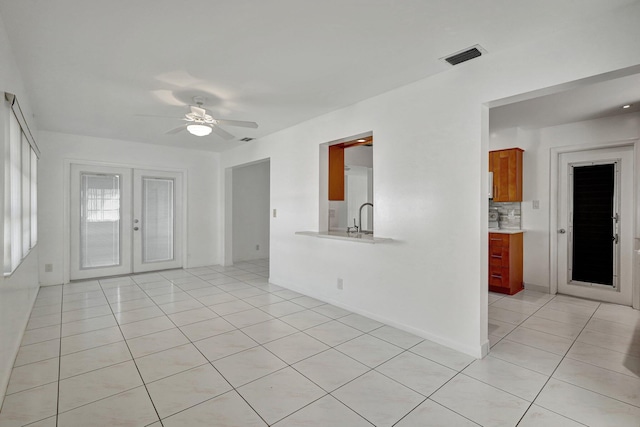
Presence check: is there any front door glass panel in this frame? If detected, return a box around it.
[80,173,121,269]
[142,177,174,263]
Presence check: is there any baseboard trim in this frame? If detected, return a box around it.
[524,283,551,294]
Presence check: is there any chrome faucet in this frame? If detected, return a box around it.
[359,202,373,234]
[347,218,358,234]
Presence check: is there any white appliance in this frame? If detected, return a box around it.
[488,171,494,199]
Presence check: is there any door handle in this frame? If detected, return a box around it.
[558,229,566,234]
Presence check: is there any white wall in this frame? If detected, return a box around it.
[232,160,270,262]
[490,113,640,290]
[344,146,373,168]
[0,14,40,405]
[220,3,640,357]
[37,131,220,285]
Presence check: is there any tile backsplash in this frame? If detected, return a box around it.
[490,201,521,229]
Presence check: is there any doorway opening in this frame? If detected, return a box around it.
[485,67,640,337]
[224,159,271,266]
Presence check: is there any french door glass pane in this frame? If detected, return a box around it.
[572,164,614,286]
[80,173,121,268]
[143,177,174,263]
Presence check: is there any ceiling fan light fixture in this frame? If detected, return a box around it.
[187,124,212,136]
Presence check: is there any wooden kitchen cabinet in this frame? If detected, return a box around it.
[328,145,345,200]
[488,232,523,295]
[489,148,523,202]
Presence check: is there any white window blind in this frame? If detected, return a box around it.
[142,177,174,263]
[21,133,31,257]
[3,116,13,272]
[9,113,22,271]
[4,94,39,275]
[30,149,38,248]
[80,173,121,269]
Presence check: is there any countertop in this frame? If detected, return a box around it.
[295,231,392,244]
[489,229,525,234]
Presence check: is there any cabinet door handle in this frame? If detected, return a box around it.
[491,274,502,279]
[490,238,502,242]
[491,255,502,259]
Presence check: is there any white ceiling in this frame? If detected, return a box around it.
[490,71,640,131]
[1,0,638,151]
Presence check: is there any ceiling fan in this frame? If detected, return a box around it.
[162,97,258,140]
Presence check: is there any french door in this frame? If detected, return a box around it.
[557,146,633,305]
[70,164,182,280]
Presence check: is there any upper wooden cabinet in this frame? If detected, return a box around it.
[489,148,523,202]
[328,145,345,201]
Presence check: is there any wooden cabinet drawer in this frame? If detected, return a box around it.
[489,246,509,267]
[489,233,509,248]
[489,265,509,288]
[488,232,523,295]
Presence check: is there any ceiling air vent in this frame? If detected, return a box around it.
[443,45,486,66]
[240,137,254,142]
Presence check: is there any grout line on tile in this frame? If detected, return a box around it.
[513,297,601,426]
[56,281,64,427]
[97,275,163,425]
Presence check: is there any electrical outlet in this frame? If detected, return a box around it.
[273,209,277,218]
[45,263,53,272]
[256,244,260,251]
[337,278,343,290]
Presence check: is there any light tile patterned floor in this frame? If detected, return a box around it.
[1,259,639,426]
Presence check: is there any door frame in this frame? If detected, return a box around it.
[69,164,133,280]
[63,159,188,283]
[549,139,640,309]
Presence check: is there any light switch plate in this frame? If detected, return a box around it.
[532,200,540,209]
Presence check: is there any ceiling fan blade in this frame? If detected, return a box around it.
[210,125,235,140]
[190,106,206,118]
[135,113,183,119]
[165,124,187,134]
[212,119,258,129]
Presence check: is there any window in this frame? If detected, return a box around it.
[4,94,39,275]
